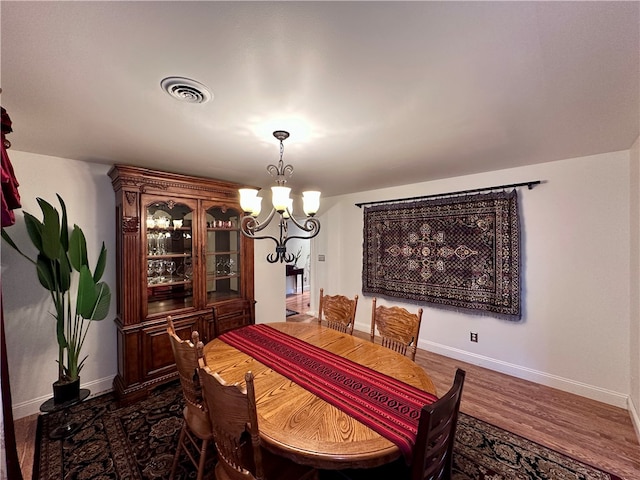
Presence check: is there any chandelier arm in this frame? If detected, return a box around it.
[241,231,281,244]
[286,214,321,234]
[282,220,321,246]
[241,226,287,263]
[282,230,321,244]
[240,212,297,263]
[281,251,295,263]
[266,225,295,263]
[266,251,283,263]
[240,209,277,235]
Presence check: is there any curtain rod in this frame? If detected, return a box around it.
[355,180,541,208]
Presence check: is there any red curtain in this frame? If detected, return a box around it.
[1,105,24,480]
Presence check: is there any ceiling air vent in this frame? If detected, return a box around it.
[160,77,212,104]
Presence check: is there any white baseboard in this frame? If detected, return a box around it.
[629,396,640,444]
[420,339,629,409]
[12,376,114,420]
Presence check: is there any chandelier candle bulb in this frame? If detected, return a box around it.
[303,191,321,216]
[250,196,262,217]
[271,186,291,213]
[239,188,259,214]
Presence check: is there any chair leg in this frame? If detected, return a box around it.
[196,438,209,480]
[170,423,187,480]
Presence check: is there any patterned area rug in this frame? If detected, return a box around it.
[33,381,622,480]
[453,415,621,479]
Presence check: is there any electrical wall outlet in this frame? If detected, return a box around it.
[318,254,326,262]
[470,332,478,342]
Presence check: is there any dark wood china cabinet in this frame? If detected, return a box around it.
[109,165,255,401]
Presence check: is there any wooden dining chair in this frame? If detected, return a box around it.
[318,288,358,335]
[166,316,215,480]
[370,298,423,361]
[197,362,318,480]
[330,368,466,480]
[410,368,466,479]
[212,299,256,337]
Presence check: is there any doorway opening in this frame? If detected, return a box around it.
[285,240,311,316]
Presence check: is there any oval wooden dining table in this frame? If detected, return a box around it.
[202,321,437,470]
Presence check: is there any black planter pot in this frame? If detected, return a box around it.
[52,377,80,405]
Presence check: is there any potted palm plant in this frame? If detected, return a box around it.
[1,194,111,403]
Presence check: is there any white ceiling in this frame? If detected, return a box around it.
[1,1,638,197]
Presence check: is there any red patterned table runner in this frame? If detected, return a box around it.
[218,324,437,462]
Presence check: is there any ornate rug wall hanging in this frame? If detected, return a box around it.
[362,190,521,320]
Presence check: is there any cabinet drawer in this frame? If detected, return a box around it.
[141,315,200,378]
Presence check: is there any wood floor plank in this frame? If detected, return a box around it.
[14,413,37,480]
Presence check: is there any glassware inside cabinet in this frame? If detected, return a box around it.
[146,201,195,315]
[205,206,241,303]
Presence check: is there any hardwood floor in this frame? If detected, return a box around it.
[15,291,640,479]
[286,290,311,315]
[411,348,640,480]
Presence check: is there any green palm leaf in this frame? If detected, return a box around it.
[37,198,62,261]
[69,225,89,272]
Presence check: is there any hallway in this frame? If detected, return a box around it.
[286,291,310,315]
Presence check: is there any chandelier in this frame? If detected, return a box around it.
[239,131,321,263]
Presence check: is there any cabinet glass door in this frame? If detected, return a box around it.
[205,206,242,303]
[145,198,196,316]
